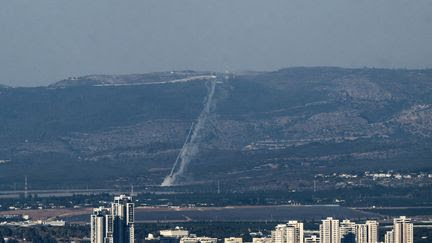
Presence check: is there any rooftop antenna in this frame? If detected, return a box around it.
[217,180,221,194]
[130,185,134,197]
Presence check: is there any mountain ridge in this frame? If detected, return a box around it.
[0,67,431,190]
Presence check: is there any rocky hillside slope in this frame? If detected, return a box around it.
[0,67,431,190]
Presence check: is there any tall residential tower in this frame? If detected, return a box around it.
[393,216,413,243]
[272,221,304,243]
[320,217,340,243]
[90,194,134,243]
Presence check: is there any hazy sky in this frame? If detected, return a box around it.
[1,0,432,86]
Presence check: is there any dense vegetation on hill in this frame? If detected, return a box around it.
[0,67,432,191]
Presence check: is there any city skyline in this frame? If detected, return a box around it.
[88,196,415,243]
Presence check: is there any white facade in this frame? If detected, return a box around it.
[287,221,304,243]
[338,220,377,243]
[339,219,356,242]
[273,224,287,243]
[365,220,379,243]
[272,221,303,243]
[90,195,134,243]
[224,237,243,243]
[160,228,189,238]
[355,224,368,243]
[339,220,356,237]
[253,237,272,243]
[384,230,394,243]
[91,207,110,243]
[393,216,413,243]
[304,235,320,243]
[319,217,340,243]
[180,237,218,243]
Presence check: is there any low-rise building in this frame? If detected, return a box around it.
[181,237,218,243]
[160,227,189,238]
[304,235,320,243]
[224,237,242,243]
[252,237,272,243]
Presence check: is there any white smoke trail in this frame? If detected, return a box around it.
[161,77,217,186]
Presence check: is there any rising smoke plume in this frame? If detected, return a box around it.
[161,76,217,186]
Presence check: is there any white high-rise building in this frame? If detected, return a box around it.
[90,194,134,243]
[287,221,304,243]
[355,224,368,243]
[91,207,112,243]
[320,217,340,243]
[393,216,413,243]
[365,220,379,243]
[339,219,356,239]
[384,230,394,243]
[271,221,304,243]
[273,224,287,243]
[355,220,378,243]
[111,195,134,243]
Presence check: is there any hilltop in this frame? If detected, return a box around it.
[0,67,432,192]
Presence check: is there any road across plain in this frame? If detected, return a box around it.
[60,205,380,223]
